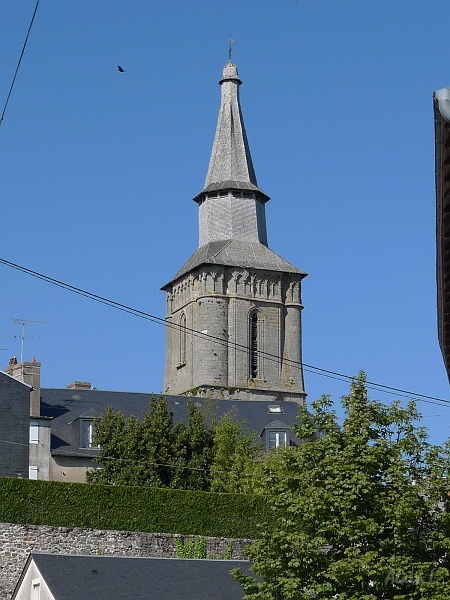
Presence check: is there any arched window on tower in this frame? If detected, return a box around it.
[179,312,187,366]
[249,309,260,379]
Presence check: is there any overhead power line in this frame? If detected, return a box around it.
[0,0,40,128]
[0,255,449,407]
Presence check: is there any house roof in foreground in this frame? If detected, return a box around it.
[13,554,251,600]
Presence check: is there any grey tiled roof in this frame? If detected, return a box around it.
[164,239,306,286]
[15,554,251,600]
[203,62,258,192]
[39,388,303,458]
[193,180,269,202]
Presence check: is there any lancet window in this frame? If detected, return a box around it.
[179,312,187,365]
[249,309,260,378]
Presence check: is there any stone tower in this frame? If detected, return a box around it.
[162,61,307,403]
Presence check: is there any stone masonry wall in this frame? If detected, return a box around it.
[0,522,250,600]
[164,264,305,402]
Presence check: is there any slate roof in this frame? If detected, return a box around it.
[163,61,305,287]
[197,62,268,199]
[163,239,306,287]
[193,180,269,203]
[13,554,251,600]
[39,387,303,458]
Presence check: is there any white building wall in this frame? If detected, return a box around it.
[12,561,54,600]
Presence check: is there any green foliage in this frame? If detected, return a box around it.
[170,401,214,491]
[175,535,207,558]
[232,372,450,599]
[210,412,262,494]
[86,398,214,490]
[222,541,234,559]
[175,536,235,560]
[87,397,260,494]
[0,477,268,538]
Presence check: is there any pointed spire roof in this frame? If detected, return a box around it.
[194,62,269,203]
[162,61,306,290]
[164,239,305,287]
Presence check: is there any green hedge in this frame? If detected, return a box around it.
[0,477,267,538]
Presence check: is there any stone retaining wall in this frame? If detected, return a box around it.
[0,523,250,599]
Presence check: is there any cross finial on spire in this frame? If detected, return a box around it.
[228,35,234,61]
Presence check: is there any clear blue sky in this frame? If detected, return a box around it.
[1,1,449,443]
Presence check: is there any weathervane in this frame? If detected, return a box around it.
[229,35,234,61]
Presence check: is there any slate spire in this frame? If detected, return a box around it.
[194,61,269,247]
[205,61,258,188]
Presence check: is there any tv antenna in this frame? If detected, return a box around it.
[12,318,49,363]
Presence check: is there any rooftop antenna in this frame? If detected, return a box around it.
[228,35,234,62]
[12,318,48,363]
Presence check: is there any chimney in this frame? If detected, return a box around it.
[5,358,41,417]
[67,381,92,390]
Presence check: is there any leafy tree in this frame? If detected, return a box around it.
[87,397,181,487]
[86,397,258,492]
[233,372,450,599]
[170,402,214,491]
[210,412,261,494]
[140,396,179,487]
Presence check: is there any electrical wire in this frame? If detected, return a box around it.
[0,0,40,128]
[1,256,449,407]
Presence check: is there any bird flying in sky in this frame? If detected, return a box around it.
[117,65,125,72]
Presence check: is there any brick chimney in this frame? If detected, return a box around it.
[67,381,92,390]
[5,357,41,417]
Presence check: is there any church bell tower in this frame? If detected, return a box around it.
[162,61,307,403]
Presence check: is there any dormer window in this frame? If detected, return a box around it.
[268,431,287,449]
[80,420,99,449]
[260,420,291,452]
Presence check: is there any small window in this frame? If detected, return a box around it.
[267,405,283,414]
[268,431,287,450]
[80,420,98,448]
[29,466,38,480]
[32,579,41,600]
[29,422,39,444]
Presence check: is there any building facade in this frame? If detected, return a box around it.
[0,370,30,478]
[162,61,307,403]
[434,86,450,382]
[3,359,52,480]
